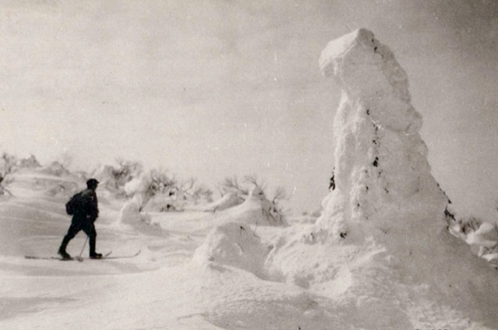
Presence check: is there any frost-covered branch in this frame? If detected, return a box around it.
[219,176,249,196]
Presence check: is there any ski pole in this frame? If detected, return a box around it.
[76,237,88,262]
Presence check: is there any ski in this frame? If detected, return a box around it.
[103,250,141,259]
[24,250,141,261]
[25,250,112,261]
[25,255,74,261]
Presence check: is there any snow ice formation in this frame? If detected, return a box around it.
[263,29,498,329]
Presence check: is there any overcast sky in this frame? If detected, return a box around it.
[1,0,498,218]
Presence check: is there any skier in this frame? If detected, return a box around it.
[58,178,102,260]
[329,169,336,191]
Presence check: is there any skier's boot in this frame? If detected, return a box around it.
[58,248,72,260]
[90,253,103,260]
[89,235,101,259]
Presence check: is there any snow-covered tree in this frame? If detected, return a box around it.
[0,152,17,195]
[177,178,213,205]
[112,159,143,188]
[218,175,288,223]
[18,154,41,169]
[93,159,144,196]
[40,161,70,177]
[265,28,498,327]
[124,168,213,212]
[0,152,17,177]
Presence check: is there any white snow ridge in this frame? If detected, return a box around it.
[265,29,498,329]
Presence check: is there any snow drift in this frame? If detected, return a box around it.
[264,28,498,329]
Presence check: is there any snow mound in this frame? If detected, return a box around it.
[266,28,498,329]
[193,222,270,278]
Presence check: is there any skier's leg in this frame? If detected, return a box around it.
[58,221,81,258]
[83,223,100,258]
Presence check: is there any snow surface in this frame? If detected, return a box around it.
[1,29,497,330]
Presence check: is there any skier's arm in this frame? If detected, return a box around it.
[82,191,99,221]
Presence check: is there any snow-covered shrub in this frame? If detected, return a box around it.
[0,152,18,195]
[159,178,214,211]
[458,216,483,235]
[0,152,17,177]
[142,191,177,212]
[266,186,289,225]
[447,213,482,238]
[37,161,71,177]
[218,175,251,196]
[186,181,213,205]
[217,175,288,223]
[18,155,41,169]
[208,188,288,227]
[140,168,177,209]
[465,221,498,258]
[443,208,498,267]
[0,175,13,196]
[125,168,213,212]
[93,160,143,196]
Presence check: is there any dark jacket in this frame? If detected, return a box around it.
[73,188,99,223]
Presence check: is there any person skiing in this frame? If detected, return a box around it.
[58,178,102,260]
[329,169,336,191]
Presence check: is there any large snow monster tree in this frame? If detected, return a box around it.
[266,29,498,330]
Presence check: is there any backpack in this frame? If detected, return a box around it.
[65,192,83,215]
